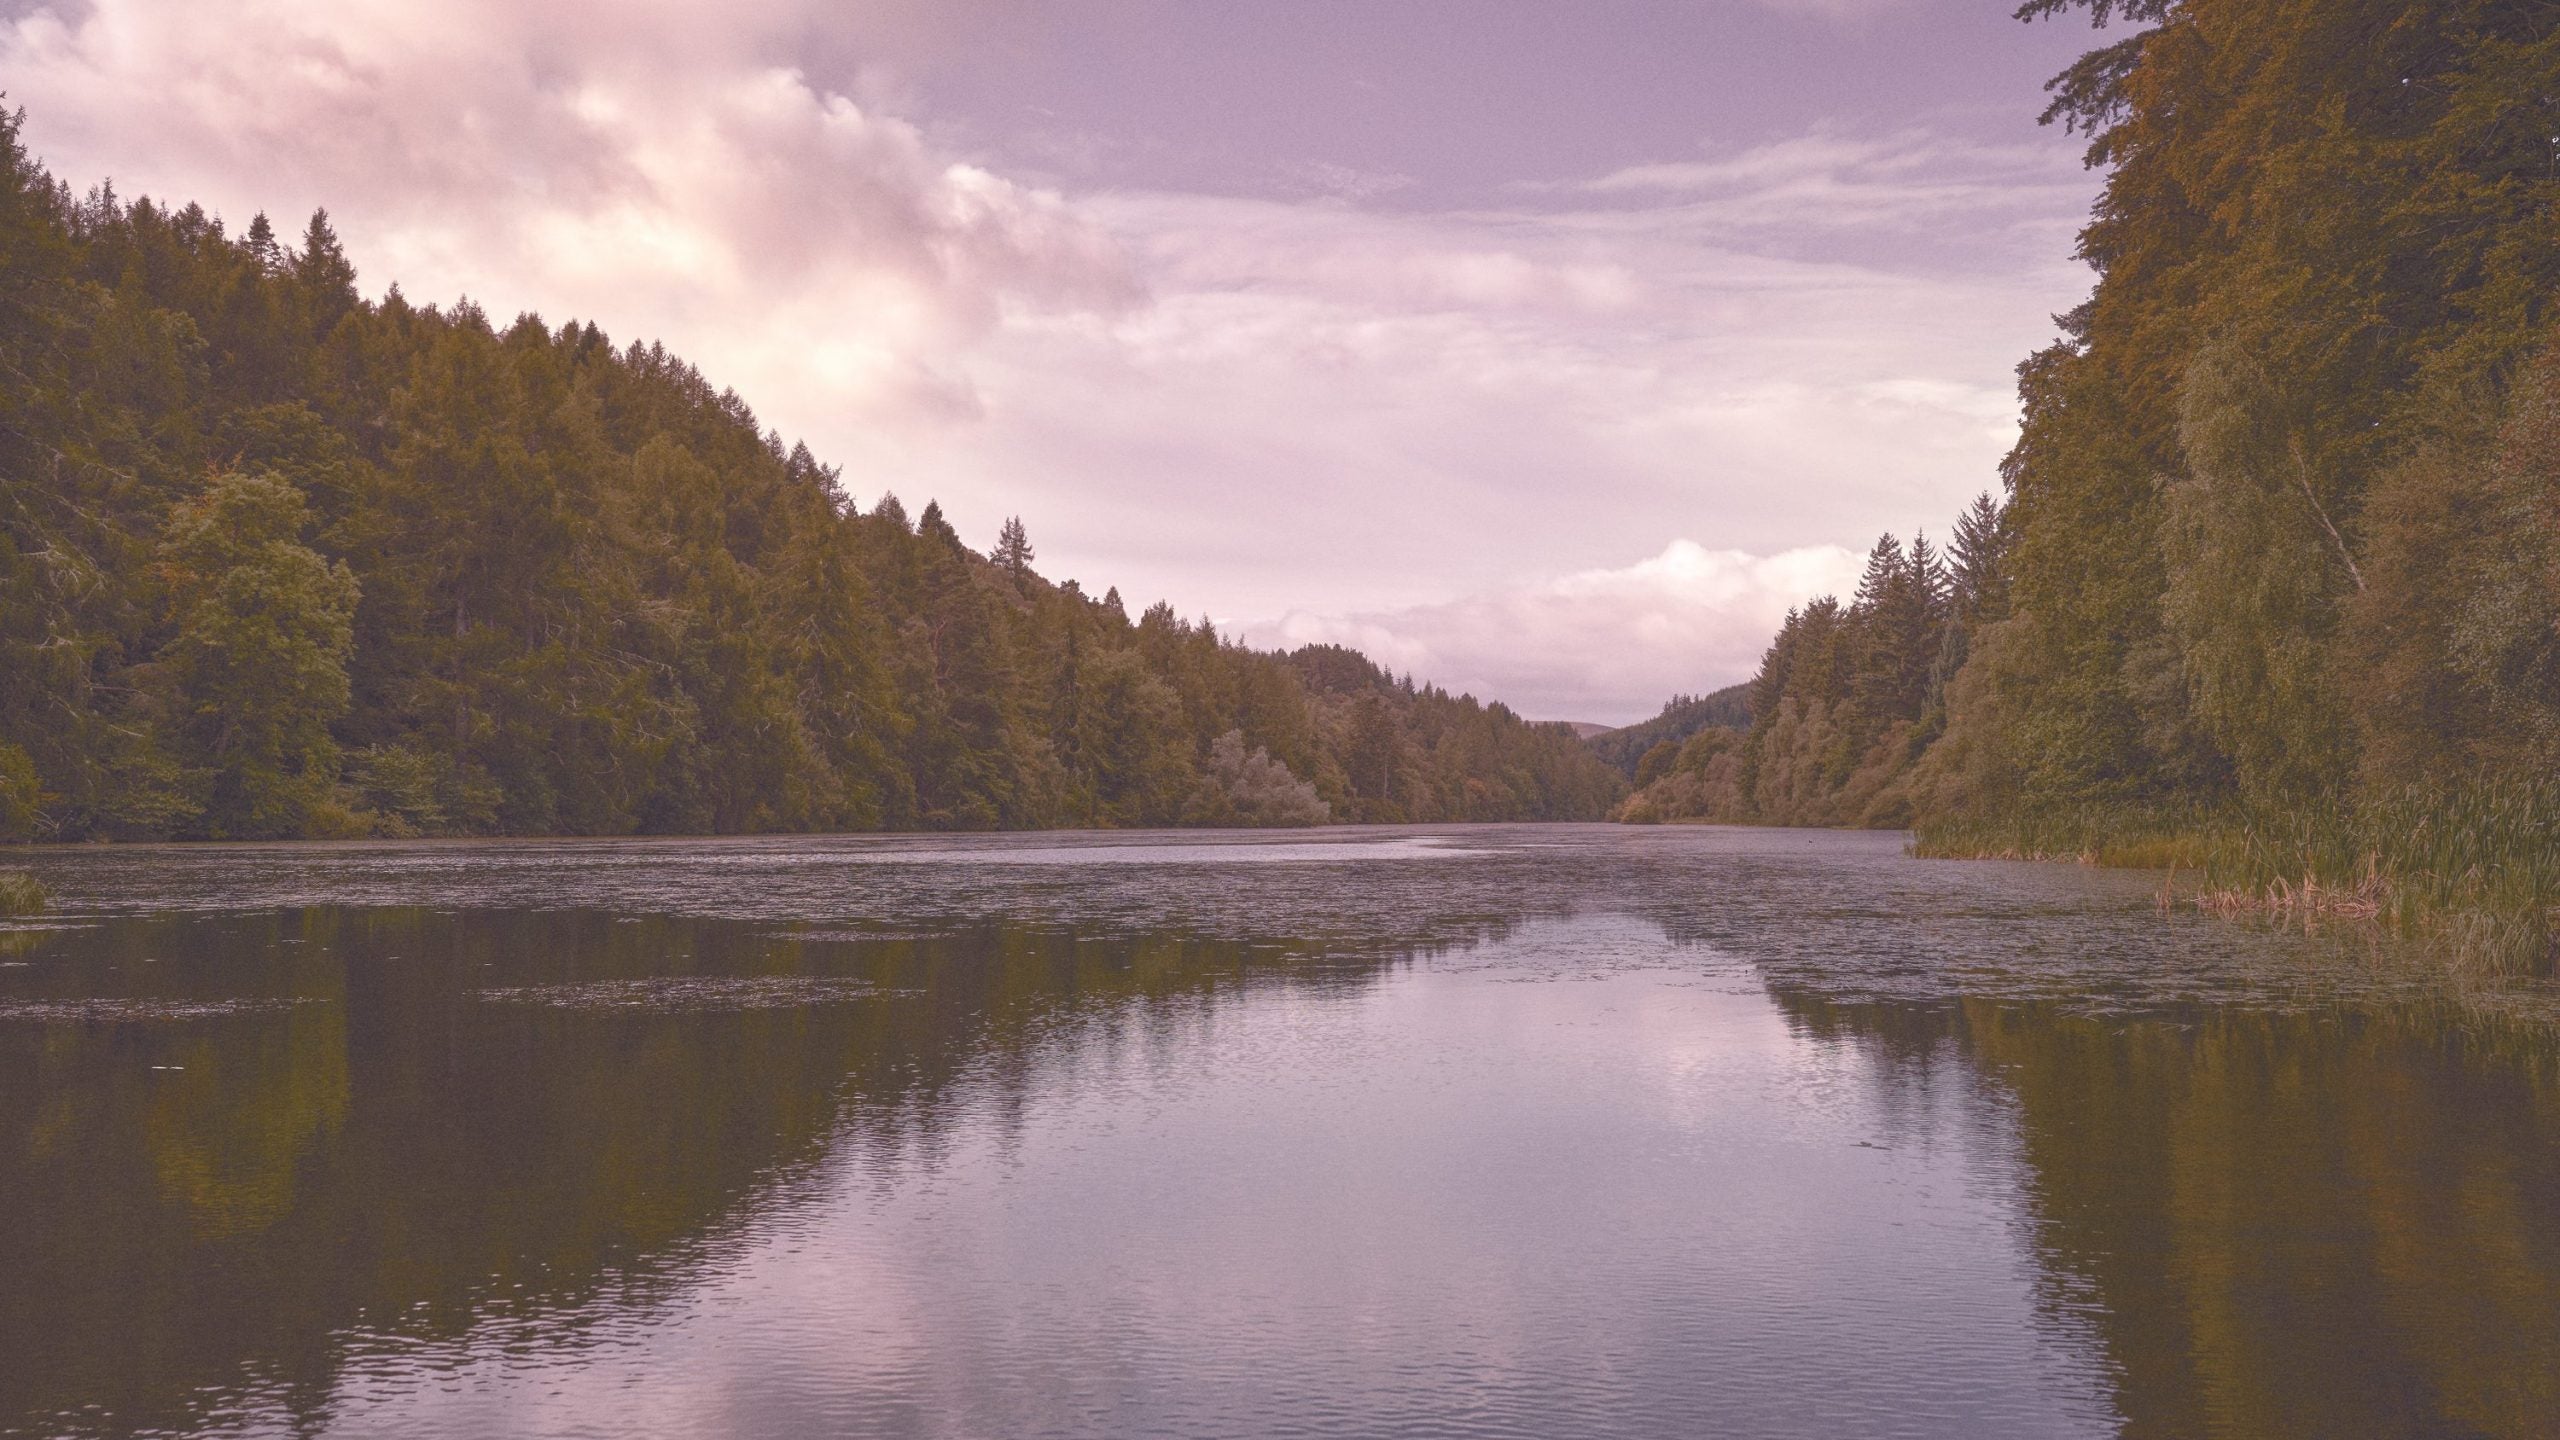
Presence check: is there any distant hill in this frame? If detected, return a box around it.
[1584,684,1752,778]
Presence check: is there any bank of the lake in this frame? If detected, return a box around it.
[1912,778,2560,976]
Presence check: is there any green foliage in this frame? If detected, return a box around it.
[0,868,42,917]
[154,472,361,838]
[1947,492,2010,627]
[2159,345,2352,801]
[1633,0,2560,970]
[1585,684,1751,779]
[0,744,37,841]
[1184,730,1329,827]
[1908,0,2560,818]
[1621,527,1958,827]
[2349,348,2560,786]
[1914,779,2560,974]
[0,112,1623,840]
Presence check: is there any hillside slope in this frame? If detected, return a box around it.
[0,114,1624,841]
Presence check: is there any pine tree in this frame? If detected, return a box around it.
[244,211,283,274]
[292,209,358,333]
[1850,534,1933,722]
[1948,492,2008,624]
[994,516,1034,581]
[1908,532,1952,622]
[1851,534,1906,617]
[917,500,959,550]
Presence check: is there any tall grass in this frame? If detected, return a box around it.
[1913,779,2560,975]
[1911,801,2221,871]
[0,869,46,918]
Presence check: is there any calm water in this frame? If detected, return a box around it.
[4,826,2558,1438]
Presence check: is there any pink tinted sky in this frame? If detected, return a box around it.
[1,0,2114,723]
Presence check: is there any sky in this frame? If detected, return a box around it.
[0,0,2111,724]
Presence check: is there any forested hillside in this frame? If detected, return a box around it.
[0,113,1622,841]
[1622,0,2559,958]
[1619,500,2004,825]
[1585,685,1750,780]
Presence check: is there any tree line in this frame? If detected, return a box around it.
[1621,497,2007,824]
[1584,684,1750,780]
[1624,0,2560,838]
[0,112,1623,841]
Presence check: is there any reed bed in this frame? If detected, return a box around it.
[0,869,46,918]
[1914,779,2560,975]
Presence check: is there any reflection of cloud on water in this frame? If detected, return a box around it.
[18,831,2557,1437]
[289,927,2109,1437]
[819,834,1491,866]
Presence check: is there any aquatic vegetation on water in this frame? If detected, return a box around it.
[0,996,323,1024]
[0,870,46,918]
[475,976,889,1012]
[8,833,2560,1440]
[1915,780,2560,976]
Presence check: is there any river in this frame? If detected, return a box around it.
[3,826,2555,1437]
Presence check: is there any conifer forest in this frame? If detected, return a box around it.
[0,110,1622,842]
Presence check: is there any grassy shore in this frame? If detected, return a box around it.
[0,869,46,918]
[1912,780,2560,976]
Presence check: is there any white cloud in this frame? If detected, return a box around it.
[1581,128,2089,241]
[1243,541,1869,725]
[1,0,1140,430]
[845,178,2080,629]
[0,2,2093,718]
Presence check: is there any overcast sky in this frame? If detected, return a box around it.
[1,0,2109,723]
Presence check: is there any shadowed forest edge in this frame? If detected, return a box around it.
[1610,0,2560,968]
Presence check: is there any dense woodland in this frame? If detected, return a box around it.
[1624,0,2560,849]
[0,112,1622,841]
[1586,684,1750,780]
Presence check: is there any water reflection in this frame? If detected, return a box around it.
[2,908,1421,1437]
[2,830,2556,1437]
[1975,1002,2560,1438]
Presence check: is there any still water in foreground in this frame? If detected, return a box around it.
[4,826,2558,1438]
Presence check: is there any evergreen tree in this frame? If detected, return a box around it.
[1948,492,2009,625]
[1850,534,1933,722]
[243,211,283,274]
[994,516,1034,582]
[1908,532,1951,621]
[291,209,358,335]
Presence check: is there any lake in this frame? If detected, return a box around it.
[4,826,2557,1438]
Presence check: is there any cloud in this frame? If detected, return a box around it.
[1580,128,2089,245]
[1739,0,1919,20]
[0,0,1140,430]
[0,3,2094,718]
[1243,541,1869,725]
[860,177,2080,636]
